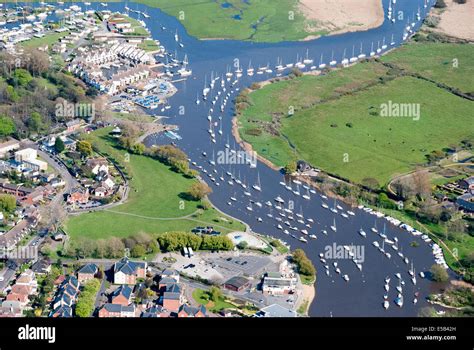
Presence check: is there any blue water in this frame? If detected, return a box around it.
[13,0,456,317]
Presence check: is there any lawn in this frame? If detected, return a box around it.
[238,61,391,167]
[238,43,474,186]
[192,288,235,313]
[138,39,159,52]
[65,128,245,240]
[21,31,70,49]
[283,76,473,185]
[381,42,474,93]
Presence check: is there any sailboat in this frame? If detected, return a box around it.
[349,45,358,63]
[329,50,337,66]
[252,173,262,192]
[174,29,179,42]
[330,218,337,232]
[390,33,395,46]
[411,268,417,285]
[341,48,349,66]
[303,49,313,65]
[358,42,366,59]
[383,300,389,309]
[371,220,378,233]
[246,201,253,212]
[318,53,326,69]
[370,42,376,57]
[395,294,404,307]
[358,227,366,237]
[302,188,310,200]
[381,37,387,50]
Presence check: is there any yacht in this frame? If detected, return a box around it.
[358,228,366,237]
[330,218,337,232]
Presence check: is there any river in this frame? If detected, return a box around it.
[18,0,455,316]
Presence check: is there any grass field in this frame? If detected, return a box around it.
[238,42,474,186]
[192,288,235,313]
[65,128,245,240]
[20,30,70,49]
[381,43,474,93]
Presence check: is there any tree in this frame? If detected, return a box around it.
[131,244,146,258]
[187,182,212,201]
[0,194,16,213]
[209,286,222,302]
[77,140,93,157]
[54,137,65,153]
[283,161,297,175]
[27,112,44,133]
[292,249,316,277]
[0,115,15,137]
[430,264,449,282]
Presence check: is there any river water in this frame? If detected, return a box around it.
[18,0,455,316]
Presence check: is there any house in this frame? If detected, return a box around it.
[141,305,170,318]
[113,257,147,284]
[67,188,89,205]
[0,300,23,317]
[224,276,250,292]
[15,269,38,294]
[65,119,84,134]
[32,259,52,276]
[6,292,29,307]
[86,158,108,175]
[77,263,98,283]
[110,285,133,306]
[93,186,107,197]
[177,304,207,318]
[101,176,115,190]
[50,305,73,318]
[51,276,80,311]
[262,272,297,295]
[457,192,474,212]
[14,148,47,171]
[161,269,180,283]
[161,283,182,312]
[158,277,178,291]
[459,177,474,191]
[98,303,136,318]
[254,304,297,318]
[0,138,20,158]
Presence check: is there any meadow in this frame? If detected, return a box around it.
[65,128,245,240]
[238,42,474,186]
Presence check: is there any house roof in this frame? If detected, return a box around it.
[77,263,98,275]
[141,305,165,318]
[159,277,177,285]
[163,291,180,301]
[102,303,135,313]
[179,304,206,316]
[112,285,133,301]
[165,283,181,294]
[114,257,145,276]
[162,268,178,276]
[224,276,250,289]
[50,305,73,318]
[257,304,297,318]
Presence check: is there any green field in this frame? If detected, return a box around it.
[238,43,474,186]
[65,128,245,240]
[381,43,474,93]
[21,30,70,49]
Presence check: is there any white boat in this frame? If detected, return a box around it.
[343,274,349,282]
[384,284,389,292]
[383,300,389,309]
[309,234,317,239]
[419,271,425,278]
[385,276,390,284]
[322,203,329,209]
[358,228,366,237]
[299,237,308,243]
[330,218,337,232]
[252,172,262,192]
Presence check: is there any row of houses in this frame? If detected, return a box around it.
[49,276,80,318]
